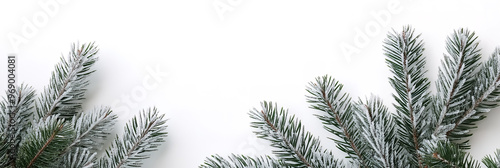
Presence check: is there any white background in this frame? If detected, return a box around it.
[1,0,500,167]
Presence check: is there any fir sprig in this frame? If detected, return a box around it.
[98,108,167,168]
[250,102,340,168]
[434,29,482,148]
[16,115,73,168]
[203,154,287,168]
[483,149,500,168]
[1,85,36,166]
[63,107,117,155]
[0,42,168,168]
[59,147,96,168]
[35,42,98,120]
[306,76,367,167]
[423,141,480,168]
[447,48,500,144]
[202,102,344,168]
[383,26,431,167]
[353,96,404,168]
[202,26,500,168]
[0,109,6,166]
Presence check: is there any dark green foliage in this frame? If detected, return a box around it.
[306,76,370,167]
[423,142,480,168]
[249,102,340,168]
[202,102,343,168]
[483,149,500,168]
[16,115,73,168]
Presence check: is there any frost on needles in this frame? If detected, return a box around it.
[202,26,500,168]
[0,43,168,168]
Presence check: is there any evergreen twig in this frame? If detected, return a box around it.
[0,42,168,168]
[98,108,167,168]
[202,26,500,168]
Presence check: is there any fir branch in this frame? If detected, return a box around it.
[434,29,481,146]
[252,102,311,167]
[383,26,430,167]
[62,106,117,155]
[58,148,96,168]
[36,42,99,120]
[202,27,500,168]
[202,154,289,168]
[249,101,342,168]
[0,84,36,167]
[16,115,73,168]
[0,42,167,167]
[447,48,500,144]
[98,108,167,168]
[483,149,500,168]
[0,112,6,167]
[353,96,405,168]
[423,141,480,168]
[306,75,368,167]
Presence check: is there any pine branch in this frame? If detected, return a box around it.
[36,42,98,120]
[306,75,368,167]
[447,48,500,144]
[249,101,342,168]
[384,26,431,167]
[202,154,289,168]
[0,112,7,167]
[16,115,73,168]
[58,148,96,168]
[201,27,500,168]
[434,29,481,148]
[55,106,117,167]
[353,96,406,168]
[62,106,117,155]
[423,141,480,168]
[483,149,500,168]
[98,108,167,168]
[0,42,168,167]
[0,84,36,167]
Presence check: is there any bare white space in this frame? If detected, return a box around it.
[1,0,500,167]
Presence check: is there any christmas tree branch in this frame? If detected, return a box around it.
[306,76,367,167]
[0,84,36,167]
[354,96,404,167]
[252,103,309,167]
[16,115,73,168]
[61,106,117,156]
[98,108,167,168]
[59,148,95,168]
[0,115,6,167]
[447,48,500,144]
[423,141,480,168]
[202,154,288,168]
[483,149,500,168]
[36,42,98,120]
[434,29,481,143]
[0,42,167,167]
[384,26,431,167]
[250,101,342,168]
[200,27,500,168]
